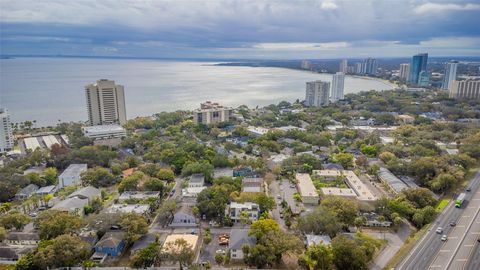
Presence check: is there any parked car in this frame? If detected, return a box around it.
[466,187,471,192]
[436,227,443,234]
[216,249,226,255]
[441,234,447,241]
[450,221,456,227]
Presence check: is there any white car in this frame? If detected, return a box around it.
[216,249,226,255]
[436,227,443,234]
[441,234,447,241]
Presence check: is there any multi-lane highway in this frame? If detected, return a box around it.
[397,171,480,270]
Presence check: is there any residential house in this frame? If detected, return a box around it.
[3,232,39,246]
[118,191,160,202]
[169,205,197,227]
[305,234,332,247]
[35,185,56,196]
[188,174,205,188]
[267,154,289,170]
[107,204,150,216]
[15,184,39,200]
[241,177,263,193]
[227,202,259,223]
[362,213,392,227]
[68,186,101,203]
[58,163,87,188]
[229,229,256,260]
[0,246,34,262]
[94,231,125,258]
[51,197,89,217]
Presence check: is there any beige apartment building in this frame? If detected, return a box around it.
[0,108,13,153]
[449,79,480,100]
[193,101,232,124]
[85,79,127,126]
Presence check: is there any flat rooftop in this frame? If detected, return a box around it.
[83,125,126,133]
[296,173,319,198]
[321,187,357,197]
[314,170,377,201]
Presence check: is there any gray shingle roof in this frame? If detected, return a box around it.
[228,229,255,250]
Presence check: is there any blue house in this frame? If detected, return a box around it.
[94,231,125,257]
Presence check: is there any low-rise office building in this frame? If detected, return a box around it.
[82,125,126,147]
[296,173,319,205]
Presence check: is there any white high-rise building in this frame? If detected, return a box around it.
[301,60,312,70]
[339,59,348,73]
[85,79,127,126]
[355,62,363,74]
[331,72,345,102]
[442,61,458,90]
[0,108,14,153]
[305,81,330,107]
[399,63,410,81]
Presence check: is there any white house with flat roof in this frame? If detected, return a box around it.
[227,202,259,223]
[58,164,88,188]
[82,125,126,140]
[295,173,319,205]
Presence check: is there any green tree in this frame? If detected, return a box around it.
[331,235,368,270]
[131,240,160,268]
[25,172,45,187]
[35,210,81,240]
[298,206,342,238]
[332,153,354,169]
[43,167,58,185]
[157,168,175,182]
[162,238,194,270]
[298,244,334,270]
[81,167,116,187]
[0,226,6,241]
[320,195,359,227]
[119,213,148,245]
[32,234,90,268]
[0,212,30,231]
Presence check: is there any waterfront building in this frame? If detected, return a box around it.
[449,79,480,99]
[362,58,378,75]
[301,60,312,70]
[82,124,127,140]
[331,72,345,102]
[408,53,428,84]
[355,62,363,74]
[399,63,410,81]
[193,101,233,124]
[442,60,458,90]
[305,80,330,107]
[0,108,13,153]
[339,59,348,73]
[85,79,127,126]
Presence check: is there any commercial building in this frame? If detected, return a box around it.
[449,79,480,100]
[83,125,126,147]
[313,170,377,202]
[118,191,159,202]
[320,187,357,199]
[362,58,378,75]
[85,79,127,126]
[305,80,330,107]
[339,59,348,73]
[399,63,410,81]
[409,53,428,85]
[58,164,88,188]
[107,204,150,216]
[378,168,408,194]
[295,173,319,205]
[418,70,430,87]
[0,108,13,153]
[193,101,233,125]
[331,72,345,102]
[442,60,458,90]
[227,202,260,223]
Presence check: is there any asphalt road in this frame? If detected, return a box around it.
[397,171,480,270]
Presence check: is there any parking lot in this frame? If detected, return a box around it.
[199,227,232,265]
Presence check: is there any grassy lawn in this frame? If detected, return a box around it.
[383,224,428,270]
[435,199,449,212]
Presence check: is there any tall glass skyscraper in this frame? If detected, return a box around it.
[408,53,428,84]
[442,60,458,90]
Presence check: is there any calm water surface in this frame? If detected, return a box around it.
[0,58,394,126]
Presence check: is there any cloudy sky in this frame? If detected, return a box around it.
[1,0,479,59]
